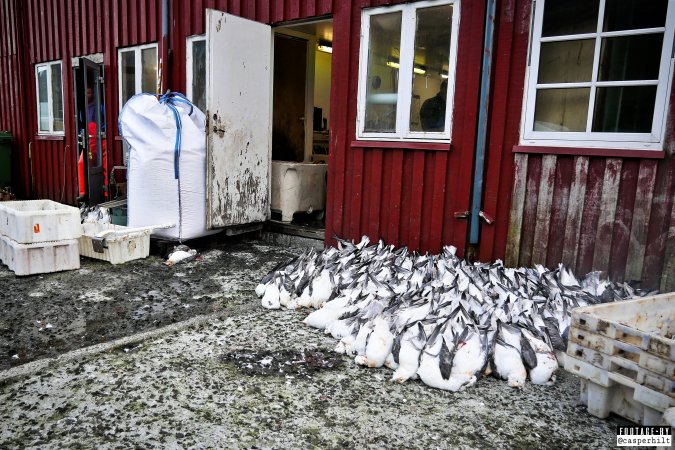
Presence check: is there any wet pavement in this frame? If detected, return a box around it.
[0,236,301,371]
[0,236,630,449]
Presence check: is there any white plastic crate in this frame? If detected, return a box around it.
[0,233,80,276]
[567,340,674,397]
[569,329,674,392]
[567,357,674,426]
[572,293,675,361]
[79,223,151,264]
[567,293,675,425]
[0,200,81,244]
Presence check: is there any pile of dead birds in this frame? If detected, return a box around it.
[256,236,653,392]
[80,204,111,224]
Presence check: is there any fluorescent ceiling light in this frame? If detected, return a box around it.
[317,39,332,53]
[386,57,425,74]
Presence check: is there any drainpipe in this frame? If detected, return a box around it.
[161,0,170,93]
[468,0,497,246]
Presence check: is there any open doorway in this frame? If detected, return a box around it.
[73,56,107,206]
[270,19,332,234]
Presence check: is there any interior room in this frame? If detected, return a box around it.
[269,19,333,235]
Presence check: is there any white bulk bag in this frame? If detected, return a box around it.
[119,93,215,241]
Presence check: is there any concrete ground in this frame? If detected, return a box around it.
[0,235,628,449]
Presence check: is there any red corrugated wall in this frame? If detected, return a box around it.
[493,0,675,291]
[0,0,163,204]
[0,0,29,198]
[5,0,670,289]
[169,0,482,254]
[324,1,486,257]
[5,0,486,257]
[3,0,337,204]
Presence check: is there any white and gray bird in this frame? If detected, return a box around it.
[255,235,645,394]
[165,246,197,266]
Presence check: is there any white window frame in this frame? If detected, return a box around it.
[186,35,207,110]
[117,42,159,108]
[356,0,461,143]
[521,0,675,151]
[35,60,65,135]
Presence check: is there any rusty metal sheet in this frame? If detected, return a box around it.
[205,9,272,228]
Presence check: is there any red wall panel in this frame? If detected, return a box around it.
[498,0,675,290]
[5,0,670,289]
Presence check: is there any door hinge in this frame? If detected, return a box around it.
[454,210,470,219]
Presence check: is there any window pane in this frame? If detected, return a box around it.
[364,12,401,133]
[141,47,157,93]
[603,0,667,32]
[120,50,135,105]
[410,4,453,132]
[592,86,656,132]
[37,66,49,132]
[50,64,64,132]
[534,88,590,132]
[598,34,663,81]
[192,40,206,113]
[542,0,599,37]
[538,39,594,84]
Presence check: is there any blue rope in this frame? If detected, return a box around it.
[158,90,197,243]
[159,91,195,180]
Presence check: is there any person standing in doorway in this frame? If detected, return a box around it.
[420,80,448,132]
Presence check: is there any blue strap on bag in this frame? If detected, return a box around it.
[159,91,195,180]
[158,91,196,242]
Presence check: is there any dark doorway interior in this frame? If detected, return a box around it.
[272,34,308,162]
[73,58,107,205]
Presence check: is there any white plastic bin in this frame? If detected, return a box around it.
[0,200,81,244]
[79,223,152,264]
[271,161,327,222]
[0,234,80,276]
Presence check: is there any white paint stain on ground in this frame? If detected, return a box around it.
[200,249,224,262]
[210,274,250,294]
[77,290,116,303]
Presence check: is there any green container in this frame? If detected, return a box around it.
[0,131,12,189]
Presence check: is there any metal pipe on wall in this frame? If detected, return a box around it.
[161,0,170,92]
[468,0,497,245]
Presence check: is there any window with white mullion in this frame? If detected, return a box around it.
[397,8,417,138]
[600,27,667,38]
[186,35,207,113]
[357,0,459,142]
[47,68,55,132]
[535,82,592,89]
[522,0,675,149]
[595,80,660,87]
[585,0,604,134]
[134,50,142,95]
[539,28,667,43]
[118,43,158,108]
[539,33,597,43]
[35,61,64,135]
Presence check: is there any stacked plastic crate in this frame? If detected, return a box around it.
[565,294,675,426]
[0,200,81,275]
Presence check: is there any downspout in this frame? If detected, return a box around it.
[468,0,497,246]
[161,0,170,93]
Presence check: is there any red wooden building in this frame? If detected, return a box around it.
[0,0,673,291]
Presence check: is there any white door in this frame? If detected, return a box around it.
[205,9,273,228]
